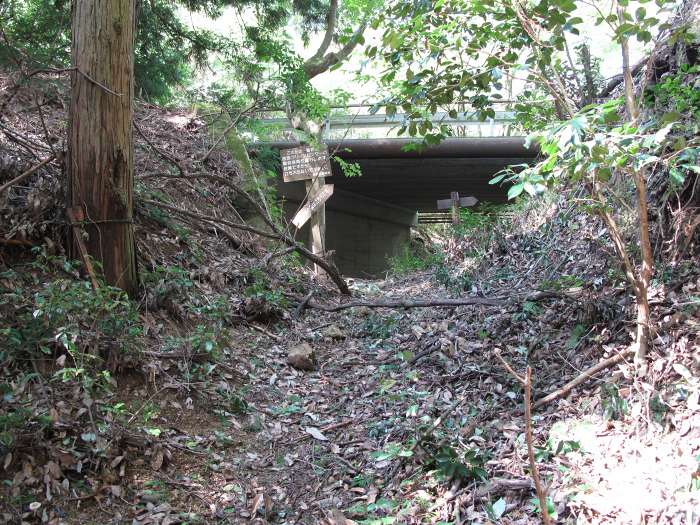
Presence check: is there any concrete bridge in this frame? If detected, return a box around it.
[250,137,538,277]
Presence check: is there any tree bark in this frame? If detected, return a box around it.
[617,7,653,361]
[302,22,367,79]
[579,43,596,106]
[68,0,138,296]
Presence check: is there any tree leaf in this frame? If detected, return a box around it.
[305,426,328,441]
[492,497,507,518]
[507,182,525,200]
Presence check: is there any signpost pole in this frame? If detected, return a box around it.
[281,145,334,277]
[437,193,478,223]
[306,178,326,275]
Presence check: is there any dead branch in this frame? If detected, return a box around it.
[533,347,633,408]
[66,207,100,290]
[303,296,503,312]
[263,245,297,266]
[140,198,351,295]
[200,102,256,163]
[0,238,34,247]
[494,350,526,385]
[495,355,551,525]
[294,290,315,318]
[134,121,186,176]
[140,172,350,295]
[474,478,535,500]
[524,367,551,525]
[246,322,282,342]
[0,155,55,196]
[409,339,441,365]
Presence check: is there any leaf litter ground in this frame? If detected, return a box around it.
[1,75,699,524]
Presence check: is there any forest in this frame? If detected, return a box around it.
[0,0,699,523]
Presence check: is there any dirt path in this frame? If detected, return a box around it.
[77,272,699,525]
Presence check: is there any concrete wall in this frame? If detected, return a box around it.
[278,181,417,277]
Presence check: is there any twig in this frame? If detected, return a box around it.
[66,207,100,290]
[304,296,503,312]
[141,198,350,295]
[263,245,297,266]
[246,322,282,342]
[0,155,55,196]
[134,121,185,176]
[34,94,57,157]
[524,367,551,525]
[494,350,525,384]
[200,102,256,163]
[409,339,441,365]
[495,353,550,525]
[294,291,314,318]
[28,66,122,96]
[533,347,633,408]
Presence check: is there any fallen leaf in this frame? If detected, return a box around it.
[150,450,164,471]
[305,426,329,441]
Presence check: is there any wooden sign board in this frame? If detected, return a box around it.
[281,145,332,183]
[292,184,334,229]
[437,195,478,209]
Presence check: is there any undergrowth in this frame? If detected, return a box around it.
[0,252,245,477]
[389,203,512,292]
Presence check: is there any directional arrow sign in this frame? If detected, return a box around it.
[292,184,334,229]
[436,195,478,209]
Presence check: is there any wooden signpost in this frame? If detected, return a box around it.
[292,183,334,229]
[437,192,478,224]
[281,145,334,275]
[281,145,332,183]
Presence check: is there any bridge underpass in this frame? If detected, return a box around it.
[250,137,539,277]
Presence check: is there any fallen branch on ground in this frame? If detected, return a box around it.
[134,122,186,176]
[408,339,441,365]
[0,238,34,247]
[139,172,350,295]
[294,291,314,318]
[474,478,535,500]
[495,352,551,525]
[140,199,350,295]
[302,296,503,312]
[533,347,633,408]
[0,154,55,196]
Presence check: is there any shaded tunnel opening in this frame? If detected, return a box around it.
[249,137,539,277]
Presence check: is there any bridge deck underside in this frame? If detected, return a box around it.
[252,138,538,212]
[329,156,534,211]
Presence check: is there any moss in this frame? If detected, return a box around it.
[225,129,255,180]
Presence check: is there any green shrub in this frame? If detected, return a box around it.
[388,242,440,276]
[1,262,141,365]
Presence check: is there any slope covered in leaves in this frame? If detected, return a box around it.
[1,70,700,525]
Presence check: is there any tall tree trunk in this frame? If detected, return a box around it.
[68,0,138,296]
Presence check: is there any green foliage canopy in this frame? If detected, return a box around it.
[0,0,330,103]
